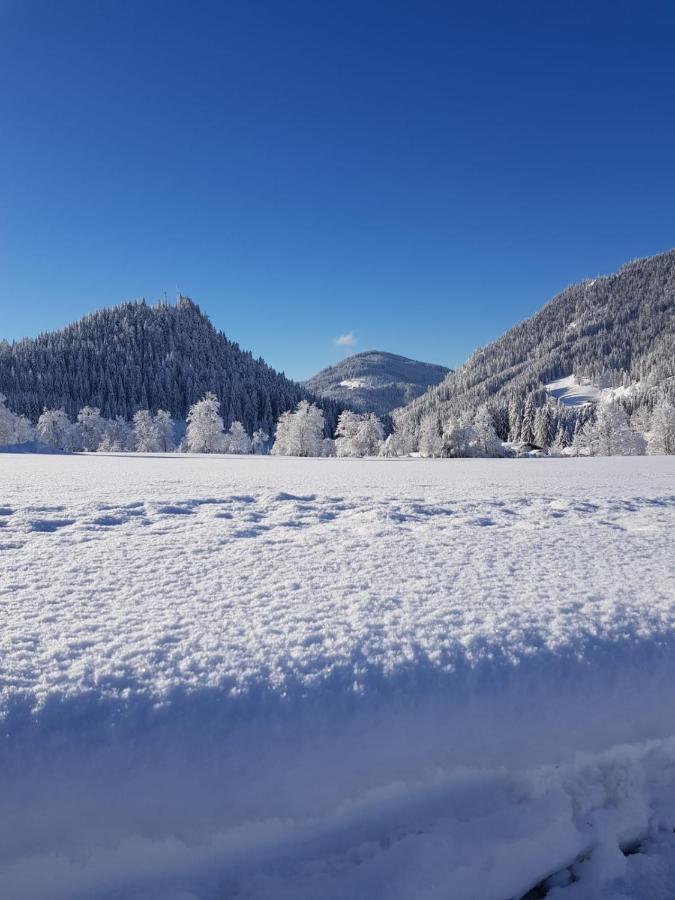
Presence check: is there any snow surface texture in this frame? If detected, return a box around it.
[1,454,674,900]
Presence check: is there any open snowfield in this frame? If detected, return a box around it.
[1,453,675,900]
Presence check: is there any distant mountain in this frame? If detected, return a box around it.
[0,298,342,434]
[305,351,451,417]
[394,249,675,440]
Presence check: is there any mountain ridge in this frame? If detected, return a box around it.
[393,248,675,442]
[305,350,450,417]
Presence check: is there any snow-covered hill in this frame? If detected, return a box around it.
[395,248,675,440]
[1,453,674,899]
[0,297,342,435]
[305,350,450,416]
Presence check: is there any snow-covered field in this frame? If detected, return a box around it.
[1,454,674,900]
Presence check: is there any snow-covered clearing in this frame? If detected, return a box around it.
[545,374,641,408]
[545,375,604,407]
[1,454,674,900]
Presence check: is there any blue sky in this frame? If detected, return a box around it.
[1,0,674,380]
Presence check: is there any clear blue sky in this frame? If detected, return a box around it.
[1,0,674,380]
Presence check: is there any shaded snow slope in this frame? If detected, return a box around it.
[305,350,450,415]
[545,374,642,408]
[1,455,674,899]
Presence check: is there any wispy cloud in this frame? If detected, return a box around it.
[335,331,356,347]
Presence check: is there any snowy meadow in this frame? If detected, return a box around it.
[1,453,675,899]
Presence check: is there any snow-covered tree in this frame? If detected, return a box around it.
[224,421,252,454]
[251,429,269,454]
[133,410,161,452]
[380,422,415,457]
[579,401,646,456]
[507,398,523,443]
[533,403,554,448]
[108,416,134,451]
[335,411,360,457]
[647,398,675,455]
[36,409,77,451]
[550,425,568,455]
[418,413,443,458]
[0,394,35,446]
[77,406,106,451]
[359,414,384,456]
[185,392,225,453]
[335,411,384,457]
[0,394,19,445]
[520,394,537,444]
[154,410,175,451]
[442,417,479,458]
[271,400,325,456]
[271,411,293,456]
[472,406,504,457]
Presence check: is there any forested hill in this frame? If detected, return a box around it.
[394,248,675,436]
[305,351,450,416]
[0,297,342,433]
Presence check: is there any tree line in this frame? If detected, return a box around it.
[1,389,673,457]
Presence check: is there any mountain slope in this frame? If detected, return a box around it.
[305,351,450,416]
[0,298,341,434]
[394,249,675,437]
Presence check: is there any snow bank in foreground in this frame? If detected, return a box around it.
[1,455,674,899]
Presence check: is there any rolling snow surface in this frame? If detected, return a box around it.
[1,454,674,900]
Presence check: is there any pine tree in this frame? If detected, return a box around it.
[534,403,553,448]
[520,395,537,444]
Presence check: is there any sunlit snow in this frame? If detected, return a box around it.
[1,453,674,900]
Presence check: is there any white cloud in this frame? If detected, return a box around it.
[335,332,356,347]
